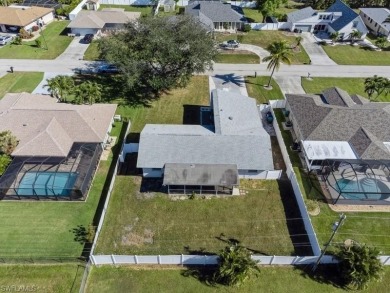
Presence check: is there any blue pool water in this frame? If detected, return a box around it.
[336,178,388,200]
[17,172,78,196]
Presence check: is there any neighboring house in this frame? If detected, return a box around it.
[0,6,54,33]
[17,0,61,9]
[85,0,100,11]
[0,93,117,200]
[359,8,390,39]
[136,89,275,195]
[285,88,390,204]
[67,8,141,36]
[185,0,246,31]
[287,0,368,40]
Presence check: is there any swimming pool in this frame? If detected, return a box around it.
[336,178,390,200]
[17,172,78,196]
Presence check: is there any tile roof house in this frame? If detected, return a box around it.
[0,5,54,33]
[137,89,275,194]
[359,8,390,39]
[185,0,246,31]
[285,88,390,170]
[287,0,368,39]
[67,8,140,36]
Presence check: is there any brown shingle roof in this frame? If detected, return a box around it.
[0,6,53,27]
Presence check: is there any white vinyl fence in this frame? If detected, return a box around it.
[251,22,290,31]
[91,254,339,266]
[99,0,155,5]
[69,0,88,20]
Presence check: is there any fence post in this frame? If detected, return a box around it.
[111,254,116,266]
[158,255,161,265]
[204,255,206,266]
[134,255,138,265]
[181,254,183,267]
[270,255,275,265]
[293,256,298,265]
[90,255,96,266]
[384,256,390,265]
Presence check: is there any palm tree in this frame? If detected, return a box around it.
[45,75,74,102]
[375,36,388,49]
[294,36,303,49]
[330,32,339,44]
[74,81,102,105]
[263,41,292,88]
[45,77,60,100]
[349,30,362,43]
[364,75,387,100]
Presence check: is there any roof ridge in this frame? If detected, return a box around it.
[45,117,71,156]
[75,109,103,141]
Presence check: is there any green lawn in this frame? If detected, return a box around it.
[83,41,100,61]
[214,52,260,64]
[0,21,72,59]
[322,44,390,65]
[245,76,284,103]
[0,122,125,258]
[86,266,390,293]
[0,72,43,98]
[0,264,83,293]
[244,1,304,23]
[216,31,310,64]
[274,110,390,254]
[301,77,389,102]
[99,4,153,16]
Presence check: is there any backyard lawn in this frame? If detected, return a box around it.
[0,21,72,59]
[244,1,304,23]
[0,72,43,98]
[216,31,310,64]
[86,266,390,293]
[99,4,153,16]
[302,77,389,102]
[274,110,390,254]
[246,76,284,103]
[0,122,125,258]
[0,264,83,293]
[322,44,390,65]
[215,52,260,64]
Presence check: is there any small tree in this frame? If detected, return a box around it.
[45,75,75,102]
[294,36,303,48]
[0,130,18,155]
[0,154,12,176]
[330,32,340,44]
[364,75,388,100]
[12,36,22,45]
[375,36,388,49]
[213,243,259,286]
[35,39,42,48]
[263,40,292,87]
[338,244,383,290]
[349,30,362,43]
[74,81,102,105]
[243,24,251,33]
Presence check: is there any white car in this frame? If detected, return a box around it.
[0,35,13,46]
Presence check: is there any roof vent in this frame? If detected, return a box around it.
[190,164,195,168]
[228,116,233,120]
[23,123,27,126]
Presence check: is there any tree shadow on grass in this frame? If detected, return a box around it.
[71,225,87,244]
[215,234,269,255]
[293,264,346,290]
[181,266,218,287]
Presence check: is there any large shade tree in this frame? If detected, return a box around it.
[98,15,217,103]
[263,41,292,87]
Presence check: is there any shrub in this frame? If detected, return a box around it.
[0,154,12,176]
[19,28,32,39]
[178,7,185,14]
[12,36,22,45]
[35,39,42,48]
[242,24,251,32]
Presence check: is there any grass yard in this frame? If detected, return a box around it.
[0,72,43,99]
[274,110,390,254]
[0,122,125,258]
[99,4,153,16]
[322,44,390,65]
[0,264,83,293]
[86,266,390,293]
[0,21,72,59]
[244,1,304,23]
[214,52,260,64]
[216,31,310,64]
[245,76,284,103]
[301,77,389,102]
[83,41,100,61]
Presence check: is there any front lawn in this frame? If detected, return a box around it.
[0,72,43,99]
[0,122,125,258]
[99,4,153,16]
[245,76,284,103]
[215,52,260,64]
[0,264,83,293]
[216,31,310,64]
[86,266,390,293]
[83,41,100,61]
[0,21,72,59]
[274,110,390,254]
[301,77,389,102]
[322,44,390,65]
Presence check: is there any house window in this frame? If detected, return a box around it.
[370,19,373,23]
[352,21,358,28]
[319,14,324,20]
[375,23,377,27]
[248,170,258,173]
[152,168,160,171]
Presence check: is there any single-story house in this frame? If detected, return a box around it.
[285,88,390,204]
[185,0,246,31]
[67,8,140,36]
[0,5,54,33]
[359,8,390,39]
[287,0,368,40]
[0,93,117,200]
[137,89,275,195]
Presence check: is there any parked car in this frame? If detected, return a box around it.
[82,34,94,44]
[0,35,13,46]
[97,64,119,74]
[220,39,240,48]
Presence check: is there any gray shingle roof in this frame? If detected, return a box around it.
[163,163,238,186]
[360,8,390,31]
[286,89,390,160]
[185,1,245,23]
[287,6,316,22]
[326,0,360,31]
[67,10,140,29]
[322,87,356,107]
[137,89,273,171]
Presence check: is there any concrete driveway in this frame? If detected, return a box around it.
[301,33,337,65]
[273,76,306,96]
[32,72,74,95]
[210,74,248,96]
[238,44,270,62]
[56,37,90,61]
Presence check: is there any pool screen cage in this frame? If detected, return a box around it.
[17,0,62,9]
[319,159,390,205]
[0,143,102,201]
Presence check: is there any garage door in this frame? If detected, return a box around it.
[295,25,312,32]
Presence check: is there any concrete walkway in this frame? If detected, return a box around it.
[56,37,90,61]
[210,74,248,96]
[301,33,337,66]
[32,72,73,95]
[239,44,270,62]
[273,76,306,97]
